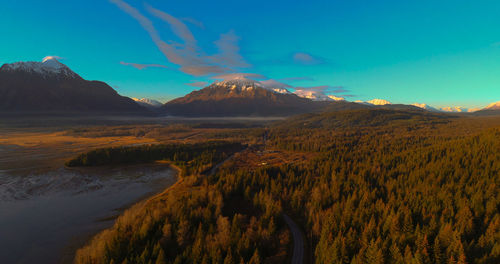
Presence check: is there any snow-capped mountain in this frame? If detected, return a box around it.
[292,89,345,102]
[214,78,261,91]
[268,87,292,94]
[210,77,293,95]
[293,89,332,101]
[328,95,345,101]
[440,106,468,113]
[133,98,163,107]
[0,57,147,113]
[473,101,500,115]
[484,101,500,110]
[162,78,342,117]
[411,103,439,111]
[258,79,292,94]
[366,99,392,105]
[352,99,392,106]
[1,56,79,79]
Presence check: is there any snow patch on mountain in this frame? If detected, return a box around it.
[259,79,292,94]
[328,95,345,101]
[411,103,439,111]
[210,77,294,94]
[212,77,261,92]
[440,106,468,112]
[293,89,332,101]
[215,77,259,87]
[366,99,392,105]
[133,98,163,107]
[485,101,500,110]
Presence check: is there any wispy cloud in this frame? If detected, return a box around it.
[208,30,250,68]
[146,4,197,49]
[110,0,249,76]
[120,61,169,70]
[109,0,163,48]
[186,81,208,87]
[181,17,205,29]
[292,52,325,65]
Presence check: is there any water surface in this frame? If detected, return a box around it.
[0,165,176,264]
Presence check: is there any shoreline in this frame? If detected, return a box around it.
[0,163,178,264]
[65,161,182,263]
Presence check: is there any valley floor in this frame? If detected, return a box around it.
[1,111,500,263]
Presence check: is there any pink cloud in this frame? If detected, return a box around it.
[110,0,249,76]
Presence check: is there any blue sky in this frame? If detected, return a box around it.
[1,0,500,108]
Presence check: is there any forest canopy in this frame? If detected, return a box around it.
[73,109,500,264]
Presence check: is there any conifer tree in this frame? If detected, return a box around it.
[249,249,261,264]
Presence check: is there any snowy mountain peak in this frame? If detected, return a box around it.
[328,95,345,101]
[293,90,346,101]
[215,77,261,89]
[210,77,294,95]
[440,106,468,113]
[1,57,78,78]
[293,90,330,101]
[132,98,163,107]
[367,99,392,105]
[41,56,64,68]
[485,101,500,110]
[411,103,438,111]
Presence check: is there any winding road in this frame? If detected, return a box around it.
[283,214,304,264]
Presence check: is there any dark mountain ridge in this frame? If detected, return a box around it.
[0,58,148,114]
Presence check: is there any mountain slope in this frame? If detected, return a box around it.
[0,58,147,113]
[474,101,500,115]
[485,101,500,110]
[277,108,449,129]
[133,98,163,112]
[162,78,338,117]
[411,103,439,112]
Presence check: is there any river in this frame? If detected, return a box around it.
[0,164,176,264]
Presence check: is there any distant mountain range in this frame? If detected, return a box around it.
[132,98,163,111]
[162,78,339,117]
[472,101,500,115]
[410,103,439,112]
[356,99,500,114]
[0,57,147,114]
[1,58,498,117]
